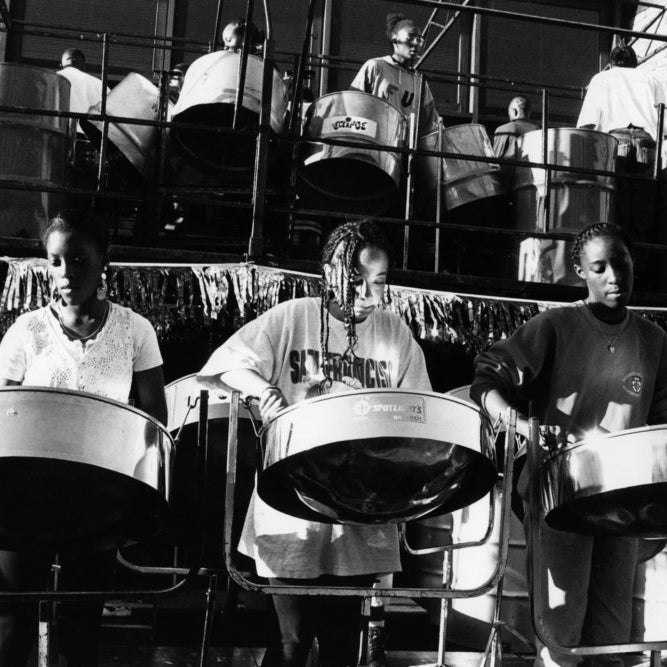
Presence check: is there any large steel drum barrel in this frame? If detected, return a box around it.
[258,389,497,524]
[439,124,505,211]
[296,91,407,215]
[514,128,617,233]
[514,128,617,285]
[170,51,287,175]
[81,72,171,181]
[0,387,173,552]
[541,425,667,538]
[0,63,71,237]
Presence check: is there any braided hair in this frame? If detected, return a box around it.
[570,222,633,269]
[319,220,393,389]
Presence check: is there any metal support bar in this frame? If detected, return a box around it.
[540,89,550,233]
[288,0,318,136]
[248,0,275,258]
[415,0,472,72]
[199,573,219,667]
[212,0,226,51]
[233,0,255,130]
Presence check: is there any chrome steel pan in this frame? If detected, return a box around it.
[296,91,407,214]
[440,123,505,210]
[258,389,497,524]
[0,386,173,552]
[82,72,172,180]
[541,425,667,537]
[513,127,617,233]
[170,51,287,172]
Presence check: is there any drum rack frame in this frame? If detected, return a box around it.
[525,417,667,666]
[223,390,519,667]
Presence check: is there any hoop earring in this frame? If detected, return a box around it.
[97,271,108,300]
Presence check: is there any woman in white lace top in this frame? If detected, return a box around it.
[0,210,167,665]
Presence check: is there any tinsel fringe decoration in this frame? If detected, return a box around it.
[3,258,667,355]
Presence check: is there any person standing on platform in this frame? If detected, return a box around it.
[350,13,439,137]
[198,219,432,667]
[470,222,667,667]
[57,48,109,134]
[0,210,167,665]
[493,95,540,187]
[576,42,665,261]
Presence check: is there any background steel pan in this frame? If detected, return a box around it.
[514,128,617,285]
[296,91,407,215]
[440,124,505,211]
[513,127,617,234]
[81,72,171,181]
[0,63,71,238]
[541,425,667,537]
[170,51,287,173]
[0,386,172,552]
[164,374,258,567]
[258,389,497,525]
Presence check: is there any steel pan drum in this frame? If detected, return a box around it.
[440,124,504,211]
[170,51,287,173]
[514,128,617,285]
[541,425,667,537]
[164,374,258,564]
[0,387,172,552]
[81,72,171,180]
[0,63,71,237]
[514,128,617,233]
[258,389,497,524]
[296,91,407,215]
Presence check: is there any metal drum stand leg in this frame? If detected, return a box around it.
[224,394,518,667]
[115,389,228,667]
[526,417,667,665]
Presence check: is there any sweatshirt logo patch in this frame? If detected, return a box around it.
[622,372,642,396]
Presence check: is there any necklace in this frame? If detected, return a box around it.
[55,301,109,344]
[583,302,626,353]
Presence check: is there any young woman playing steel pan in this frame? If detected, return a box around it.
[470,222,667,667]
[350,12,440,137]
[199,219,432,667]
[0,210,167,665]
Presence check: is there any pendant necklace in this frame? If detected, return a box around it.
[584,302,625,354]
[54,301,109,345]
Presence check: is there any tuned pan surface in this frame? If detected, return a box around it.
[0,387,173,552]
[258,390,497,524]
[542,425,667,537]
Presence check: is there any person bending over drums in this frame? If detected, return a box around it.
[0,210,167,665]
[350,13,440,137]
[470,222,667,667]
[199,219,432,667]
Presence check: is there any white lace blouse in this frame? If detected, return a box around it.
[0,302,163,403]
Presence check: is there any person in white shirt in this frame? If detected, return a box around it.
[0,210,167,665]
[577,43,664,249]
[56,48,109,135]
[199,219,432,667]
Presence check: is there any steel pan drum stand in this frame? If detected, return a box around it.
[224,391,517,667]
[115,389,232,667]
[526,417,667,667]
[400,410,520,667]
